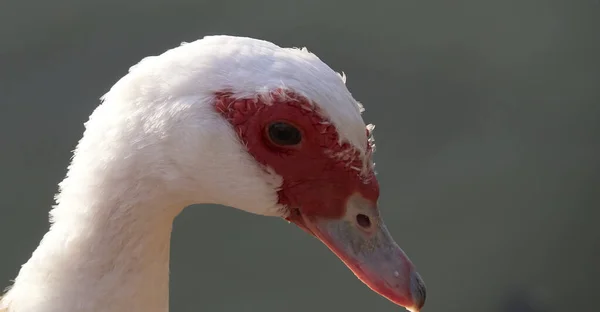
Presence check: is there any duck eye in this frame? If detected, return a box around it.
[267,122,302,146]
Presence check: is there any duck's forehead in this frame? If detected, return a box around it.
[160,35,374,165]
[202,36,373,161]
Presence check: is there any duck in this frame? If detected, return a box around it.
[0,35,426,312]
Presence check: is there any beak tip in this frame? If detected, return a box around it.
[410,271,427,310]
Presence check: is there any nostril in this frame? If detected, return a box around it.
[356,213,371,229]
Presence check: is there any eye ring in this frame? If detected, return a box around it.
[266,121,302,147]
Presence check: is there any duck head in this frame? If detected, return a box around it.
[98,35,426,311]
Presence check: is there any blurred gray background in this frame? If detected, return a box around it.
[1,0,599,311]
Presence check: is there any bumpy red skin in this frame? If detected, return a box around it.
[214,89,378,225]
[213,90,424,311]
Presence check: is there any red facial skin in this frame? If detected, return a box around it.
[214,89,423,311]
[214,89,378,222]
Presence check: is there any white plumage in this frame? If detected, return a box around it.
[1,35,424,312]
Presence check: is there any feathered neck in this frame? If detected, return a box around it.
[0,111,188,312]
[1,171,181,312]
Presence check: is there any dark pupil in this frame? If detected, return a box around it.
[268,122,301,145]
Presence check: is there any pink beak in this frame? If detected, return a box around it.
[288,194,426,311]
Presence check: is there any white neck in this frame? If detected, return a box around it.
[1,155,184,312]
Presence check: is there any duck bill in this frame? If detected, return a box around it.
[290,195,426,312]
